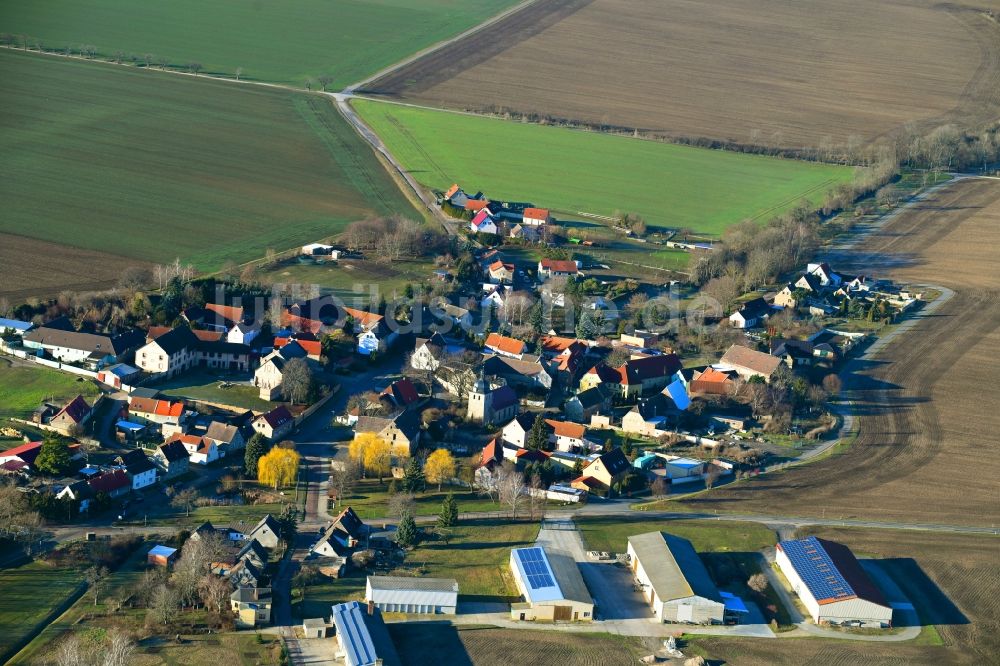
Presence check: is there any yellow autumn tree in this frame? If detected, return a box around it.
[363,438,391,483]
[257,446,300,490]
[424,449,456,491]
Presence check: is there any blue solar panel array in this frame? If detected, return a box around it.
[780,537,855,602]
[516,547,556,590]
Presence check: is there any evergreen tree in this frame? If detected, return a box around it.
[438,493,458,528]
[244,432,268,477]
[573,459,584,475]
[396,514,418,548]
[401,457,426,493]
[34,437,73,476]
[526,414,549,451]
[529,300,545,335]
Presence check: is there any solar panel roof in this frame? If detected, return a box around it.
[511,547,563,603]
[779,537,856,603]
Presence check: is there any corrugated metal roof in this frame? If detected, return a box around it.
[367,576,458,593]
[331,601,378,666]
[629,532,722,603]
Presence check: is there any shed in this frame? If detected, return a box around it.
[365,576,459,614]
[147,544,178,567]
[626,531,726,624]
[509,546,594,622]
[302,617,329,638]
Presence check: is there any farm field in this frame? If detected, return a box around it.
[683,179,1000,526]
[0,50,418,282]
[388,624,646,666]
[0,359,101,421]
[353,99,854,237]
[0,0,521,88]
[262,257,438,303]
[0,560,84,664]
[690,528,1000,665]
[368,0,1000,149]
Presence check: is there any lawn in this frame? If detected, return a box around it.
[574,516,776,555]
[0,560,85,664]
[353,99,856,237]
[0,50,418,272]
[149,370,273,412]
[402,518,539,600]
[142,501,289,530]
[0,0,521,88]
[262,257,438,303]
[0,359,101,421]
[339,480,504,521]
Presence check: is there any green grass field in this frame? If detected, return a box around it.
[0,360,101,421]
[149,370,273,412]
[340,480,504,521]
[0,50,418,271]
[353,100,855,237]
[0,560,84,664]
[263,257,438,302]
[575,516,776,555]
[0,0,520,88]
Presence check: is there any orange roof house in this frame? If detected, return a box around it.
[444,184,461,200]
[544,419,587,440]
[464,199,492,212]
[205,303,245,324]
[484,333,526,358]
[129,397,185,419]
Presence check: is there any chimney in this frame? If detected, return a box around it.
[367,600,375,616]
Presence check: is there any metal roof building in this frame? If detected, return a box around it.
[509,547,594,622]
[776,537,893,628]
[627,531,726,624]
[330,601,401,666]
[365,576,459,614]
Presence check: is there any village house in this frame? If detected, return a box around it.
[344,307,396,356]
[481,283,513,310]
[537,258,579,281]
[0,440,81,474]
[252,406,294,441]
[580,354,682,400]
[310,507,367,574]
[728,297,771,329]
[353,410,422,458]
[135,325,251,377]
[806,262,842,288]
[204,421,246,458]
[689,367,738,396]
[96,363,142,390]
[411,333,447,371]
[769,338,837,369]
[564,385,613,422]
[487,260,515,284]
[230,586,272,629]
[379,378,421,410]
[127,396,187,435]
[545,419,597,453]
[165,433,219,465]
[153,440,190,478]
[254,340,311,400]
[484,332,527,359]
[247,514,282,549]
[470,209,498,235]
[522,207,552,226]
[56,480,95,511]
[719,345,782,383]
[273,333,323,361]
[0,317,33,336]
[22,324,144,368]
[572,448,631,494]
[482,354,553,390]
[433,301,473,333]
[182,303,247,333]
[87,468,131,499]
[500,412,539,449]
[114,449,158,490]
[48,395,95,436]
[227,322,260,346]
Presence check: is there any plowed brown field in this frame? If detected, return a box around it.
[366,0,1000,148]
[0,233,147,302]
[693,528,999,665]
[684,179,1000,525]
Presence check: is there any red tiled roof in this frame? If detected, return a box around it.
[472,209,493,227]
[0,440,43,463]
[464,199,491,212]
[480,438,502,468]
[539,259,578,273]
[515,449,550,462]
[381,378,420,406]
[274,337,322,358]
[205,303,244,324]
[545,419,586,439]
[484,333,526,356]
[166,433,209,452]
[148,326,223,342]
[586,364,622,383]
[88,469,129,493]
[129,397,184,418]
[572,475,601,488]
[523,207,550,220]
[257,405,293,429]
[539,336,579,353]
[444,184,460,200]
[618,354,682,385]
[696,367,732,383]
[281,312,324,335]
[342,307,383,329]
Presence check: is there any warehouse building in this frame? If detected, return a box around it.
[365,576,459,614]
[509,546,594,622]
[329,601,401,666]
[627,531,731,624]
[776,536,893,628]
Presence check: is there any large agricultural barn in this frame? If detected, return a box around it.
[365,575,459,615]
[776,536,893,627]
[627,531,730,624]
[509,547,594,621]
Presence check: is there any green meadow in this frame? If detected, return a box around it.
[0,51,418,271]
[0,360,100,422]
[353,100,855,237]
[0,0,519,88]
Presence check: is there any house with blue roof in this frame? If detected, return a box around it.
[776,536,893,627]
[0,317,33,337]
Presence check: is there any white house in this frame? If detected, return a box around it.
[166,434,219,465]
[776,537,893,628]
[470,209,498,235]
[806,262,842,288]
[522,207,551,226]
[728,297,770,329]
[537,259,579,280]
[115,449,158,490]
[501,412,537,448]
[0,318,33,336]
[227,322,259,346]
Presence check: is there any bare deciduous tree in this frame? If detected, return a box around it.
[497,464,527,520]
[387,492,415,520]
[317,74,333,91]
[748,572,769,594]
